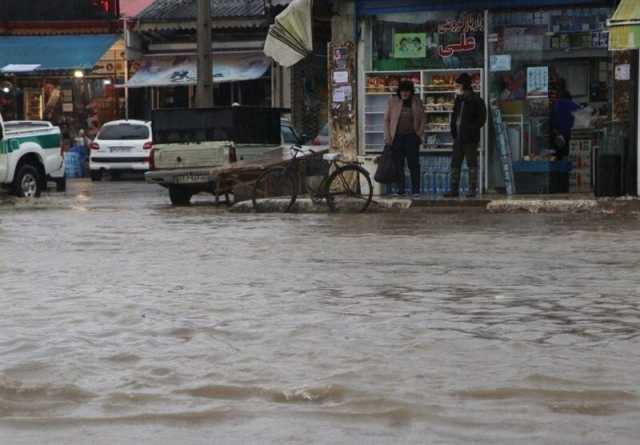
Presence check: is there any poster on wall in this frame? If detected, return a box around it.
[373,12,484,71]
[394,33,427,59]
[527,66,549,97]
[615,64,631,81]
[490,55,511,72]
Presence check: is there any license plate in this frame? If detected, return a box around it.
[175,175,209,184]
[110,147,132,153]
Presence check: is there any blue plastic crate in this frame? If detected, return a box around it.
[512,161,572,194]
[512,161,573,173]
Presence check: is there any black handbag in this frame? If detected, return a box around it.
[374,144,400,184]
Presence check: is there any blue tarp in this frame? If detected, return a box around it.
[0,35,119,73]
[356,0,610,15]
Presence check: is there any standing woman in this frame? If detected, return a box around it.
[384,80,425,195]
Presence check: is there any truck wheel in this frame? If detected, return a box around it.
[169,186,192,206]
[90,170,102,181]
[55,177,67,192]
[14,165,42,198]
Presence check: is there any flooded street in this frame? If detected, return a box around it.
[1,180,639,444]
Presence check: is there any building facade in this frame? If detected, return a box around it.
[125,0,331,139]
[0,0,126,142]
[331,0,635,196]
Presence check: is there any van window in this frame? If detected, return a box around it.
[98,124,149,140]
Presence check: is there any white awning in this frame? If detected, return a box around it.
[263,0,313,67]
[1,64,41,73]
[125,52,271,88]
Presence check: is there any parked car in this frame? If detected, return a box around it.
[0,114,65,197]
[310,123,330,148]
[89,120,153,181]
[281,119,304,146]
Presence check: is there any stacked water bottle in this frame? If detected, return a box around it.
[420,155,473,196]
[386,155,475,196]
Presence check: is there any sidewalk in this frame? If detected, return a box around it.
[233,193,640,214]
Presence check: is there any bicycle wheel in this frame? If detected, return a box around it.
[325,165,373,213]
[252,167,297,212]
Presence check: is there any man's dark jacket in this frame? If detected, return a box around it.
[450,92,487,144]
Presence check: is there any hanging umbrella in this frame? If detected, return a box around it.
[264,0,313,67]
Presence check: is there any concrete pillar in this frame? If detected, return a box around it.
[329,1,358,159]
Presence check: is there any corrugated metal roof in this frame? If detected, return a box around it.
[138,0,266,20]
[137,18,269,32]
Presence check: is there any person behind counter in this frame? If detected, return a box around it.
[550,79,580,160]
[383,80,425,196]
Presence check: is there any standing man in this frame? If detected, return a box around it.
[384,80,425,196]
[446,73,486,198]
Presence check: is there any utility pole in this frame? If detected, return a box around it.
[196,0,214,107]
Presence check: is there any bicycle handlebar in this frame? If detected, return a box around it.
[289,145,318,159]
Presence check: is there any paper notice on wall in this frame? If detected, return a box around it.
[615,64,631,81]
[333,70,349,84]
[332,85,352,103]
[490,55,511,72]
[527,66,549,97]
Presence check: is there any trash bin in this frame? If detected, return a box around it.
[595,154,622,197]
[358,155,385,195]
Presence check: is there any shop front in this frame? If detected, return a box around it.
[0,34,123,144]
[123,52,273,119]
[355,0,619,196]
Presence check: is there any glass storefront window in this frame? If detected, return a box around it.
[486,7,612,192]
[371,11,485,71]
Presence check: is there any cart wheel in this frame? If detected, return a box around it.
[252,167,297,212]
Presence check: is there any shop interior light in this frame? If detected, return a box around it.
[1,87,10,93]
[74,70,85,79]
[103,79,112,85]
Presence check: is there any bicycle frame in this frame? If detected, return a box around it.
[285,146,362,198]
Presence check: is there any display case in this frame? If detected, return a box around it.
[422,69,482,151]
[364,69,483,153]
[23,88,44,121]
[364,69,485,194]
[363,70,421,153]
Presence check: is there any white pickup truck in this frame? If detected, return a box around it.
[0,113,65,197]
[145,107,304,205]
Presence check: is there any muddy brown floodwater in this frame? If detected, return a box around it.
[1,180,639,444]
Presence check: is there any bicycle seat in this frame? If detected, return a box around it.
[323,153,342,161]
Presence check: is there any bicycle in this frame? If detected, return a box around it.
[252,146,373,213]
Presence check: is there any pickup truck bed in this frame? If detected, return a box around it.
[145,106,296,206]
[146,146,289,187]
